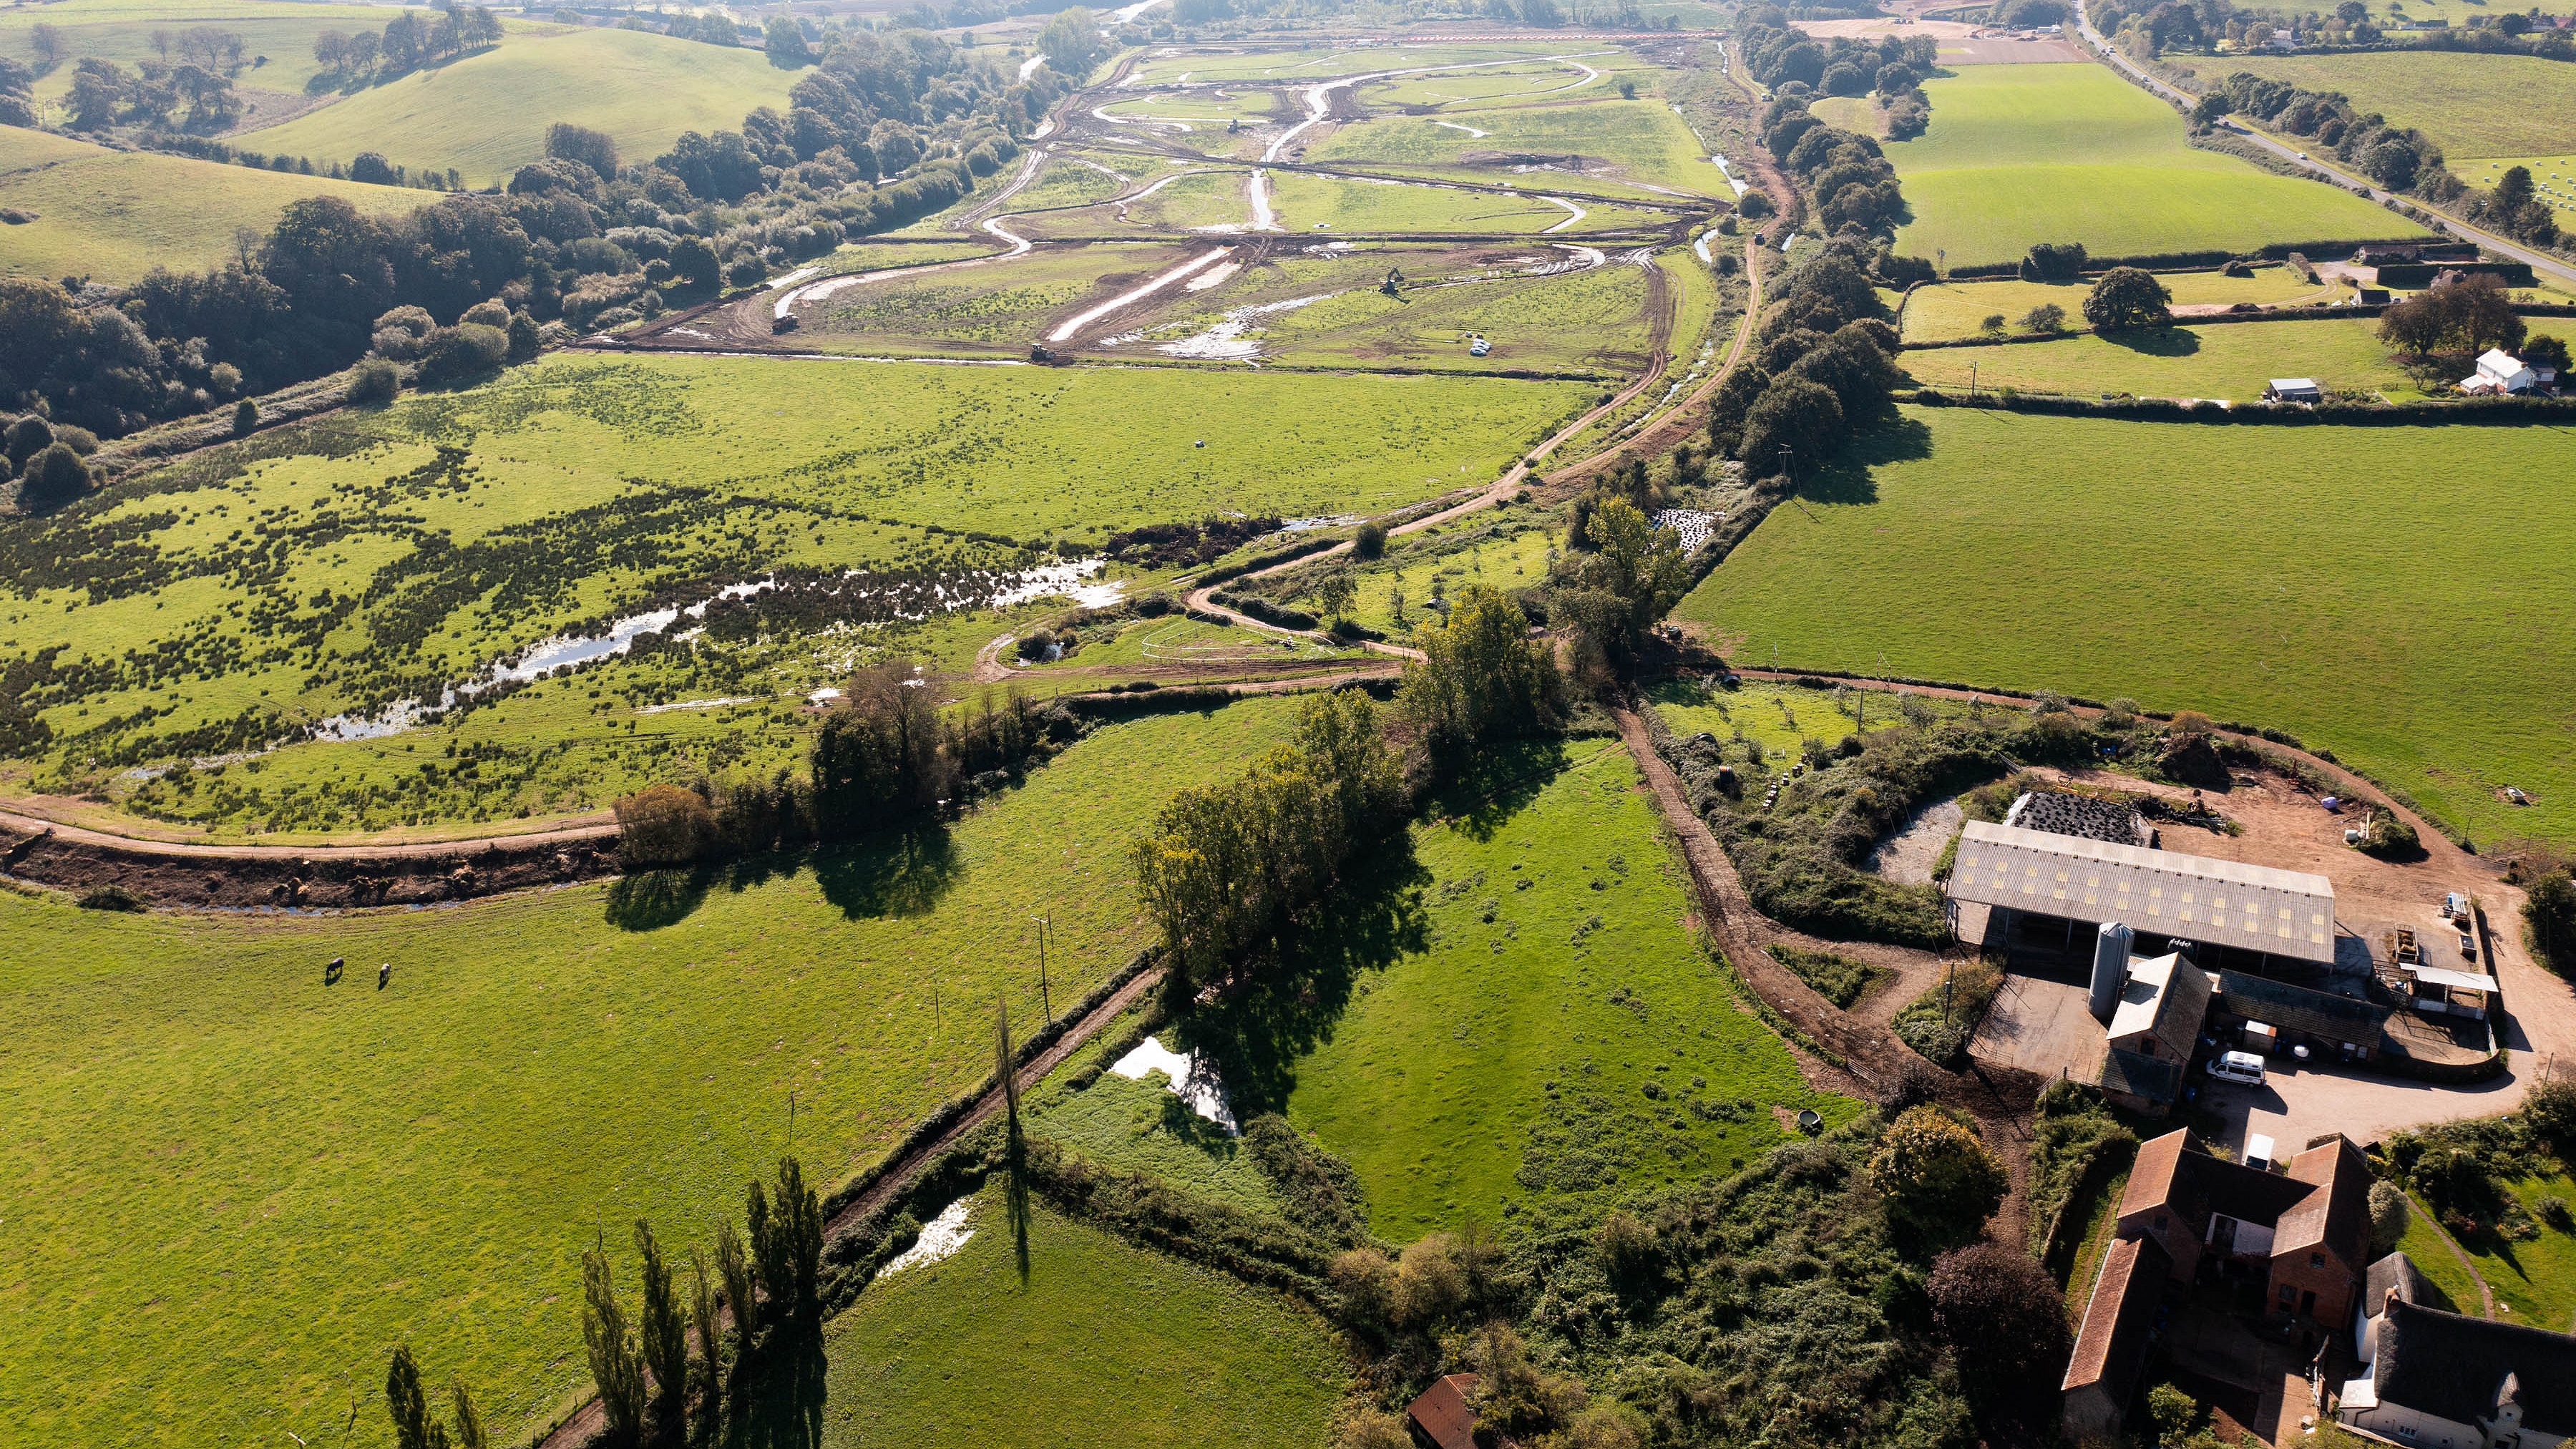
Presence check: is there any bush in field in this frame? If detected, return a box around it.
[414,323,507,384]
[2527,869,2576,978]
[615,783,716,867]
[348,358,401,404]
[1927,1241,2070,1412]
[2019,303,2066,333]
[1868,1105,2007,1240]
[231,399,258,437]
[18,441,89,512]
[1353,520,1387,559]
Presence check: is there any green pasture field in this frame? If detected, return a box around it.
[0,123,424,283]
[0,0,462,103]
[1899,267,2343,340]
[1312,517,1556,638]
[1123,40,1606,86]
[2170,51,2576,162]
[1880,64,2424,266]
[801,241,1190,351]
[805,237,1009,277]
[1267,170,1614,233]
[1018,615,1363,675]
[1111,240,1659,374]
[1099,88,1288,124]
[1282,743,1858,1236]
[820,1187,1344,1449]
[1002,152,1138,213]
[234,26,794,185]
[1805,94,1878,135]
[1121,167,1254,230]
[2465,1174,2576,1332]
[2453,153,2576,233]
[1,353,1589,819]
[1359,59,1609,107]
[1028,1062,1287,1216]
[1306,96,1723,195]
[0,701,1304,1448]
[1898,317,2416,399]
[1649,677,1971,763]
[1677,406,2576,849]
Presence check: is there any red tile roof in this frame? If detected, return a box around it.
[2064,1235,2170,1400]
[1408,1373,1483,1449]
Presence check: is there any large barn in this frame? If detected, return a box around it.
[1945,819,2337,975]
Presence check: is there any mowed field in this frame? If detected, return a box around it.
[1880,64,2424,265]
[1899,266,2343,340]
[1898,318,2417,399]
[0,124,426,282]
[1677,407,2576,848]
[1284,745,1856,1237]
[234,26,795,185]
[2,353,1589,804]
[820,1188,1345,1449]
[2170,51,2576,161]
[0,701,1304,1448]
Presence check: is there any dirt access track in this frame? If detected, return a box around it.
[0,806,619,908]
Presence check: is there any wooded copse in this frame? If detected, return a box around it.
[1130,690,1406,999]
[613,660,1080,867]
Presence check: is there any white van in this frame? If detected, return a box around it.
[2206,1050,2268,1086]
[2244,1133,2277,1172]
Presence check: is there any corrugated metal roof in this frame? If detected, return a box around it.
[1948,820,2336,965]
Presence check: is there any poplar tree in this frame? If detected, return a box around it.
[634,1219,689,1435]
[582,1237,648,1448]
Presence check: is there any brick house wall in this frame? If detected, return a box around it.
[2267,1244,2360,1326]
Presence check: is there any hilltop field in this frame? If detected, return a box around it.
[1876,63,2424,265]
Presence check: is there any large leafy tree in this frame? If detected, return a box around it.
[2083,266,2173,331]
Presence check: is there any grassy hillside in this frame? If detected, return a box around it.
[820,1188,1346,1449]
[0,123,424,283]
[1880,64,2424,265]
[1677,406,2576,849]
[2172,51,2576,161]
[234,26,795,186]
[0,701,1303,1448]
[1283,744,1856,1238]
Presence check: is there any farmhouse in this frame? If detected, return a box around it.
[2461,348,2537,396]
[2338,1255,2576,1448]
[1947,819,2337,975]
[2065,1131,2375,1436]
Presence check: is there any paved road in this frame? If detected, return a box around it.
[2070,12,2576,288]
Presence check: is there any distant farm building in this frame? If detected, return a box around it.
[2264,377,2323,403]
[1407,1373,1482,1449]
[2340,1252,2576,1447]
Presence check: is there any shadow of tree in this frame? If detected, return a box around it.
[813,824,962,919]
[2101,326,2202,358]
[1179,831,1432,1116]
[605,866,716,931]
[730,1330,828,1449]
[1796,414,1932,508]
[1433,738,1570,844]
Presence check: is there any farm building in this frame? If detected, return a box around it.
[1407,1374,1483,1449]
[2062,1234,2170,1443]
[2006,789,2152,847]
[2093,944,2212,1114]
[2211,969,2390,1063]
[1946,819,2337,975]
[2264,378,2323,404]
[2340,1259,2576,1448]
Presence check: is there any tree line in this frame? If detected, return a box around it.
[1704,237,1909,489]
[311,7,505,84]
[1737,10,1938,144]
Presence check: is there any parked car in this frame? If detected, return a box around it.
[2207,1050,2268,1086]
